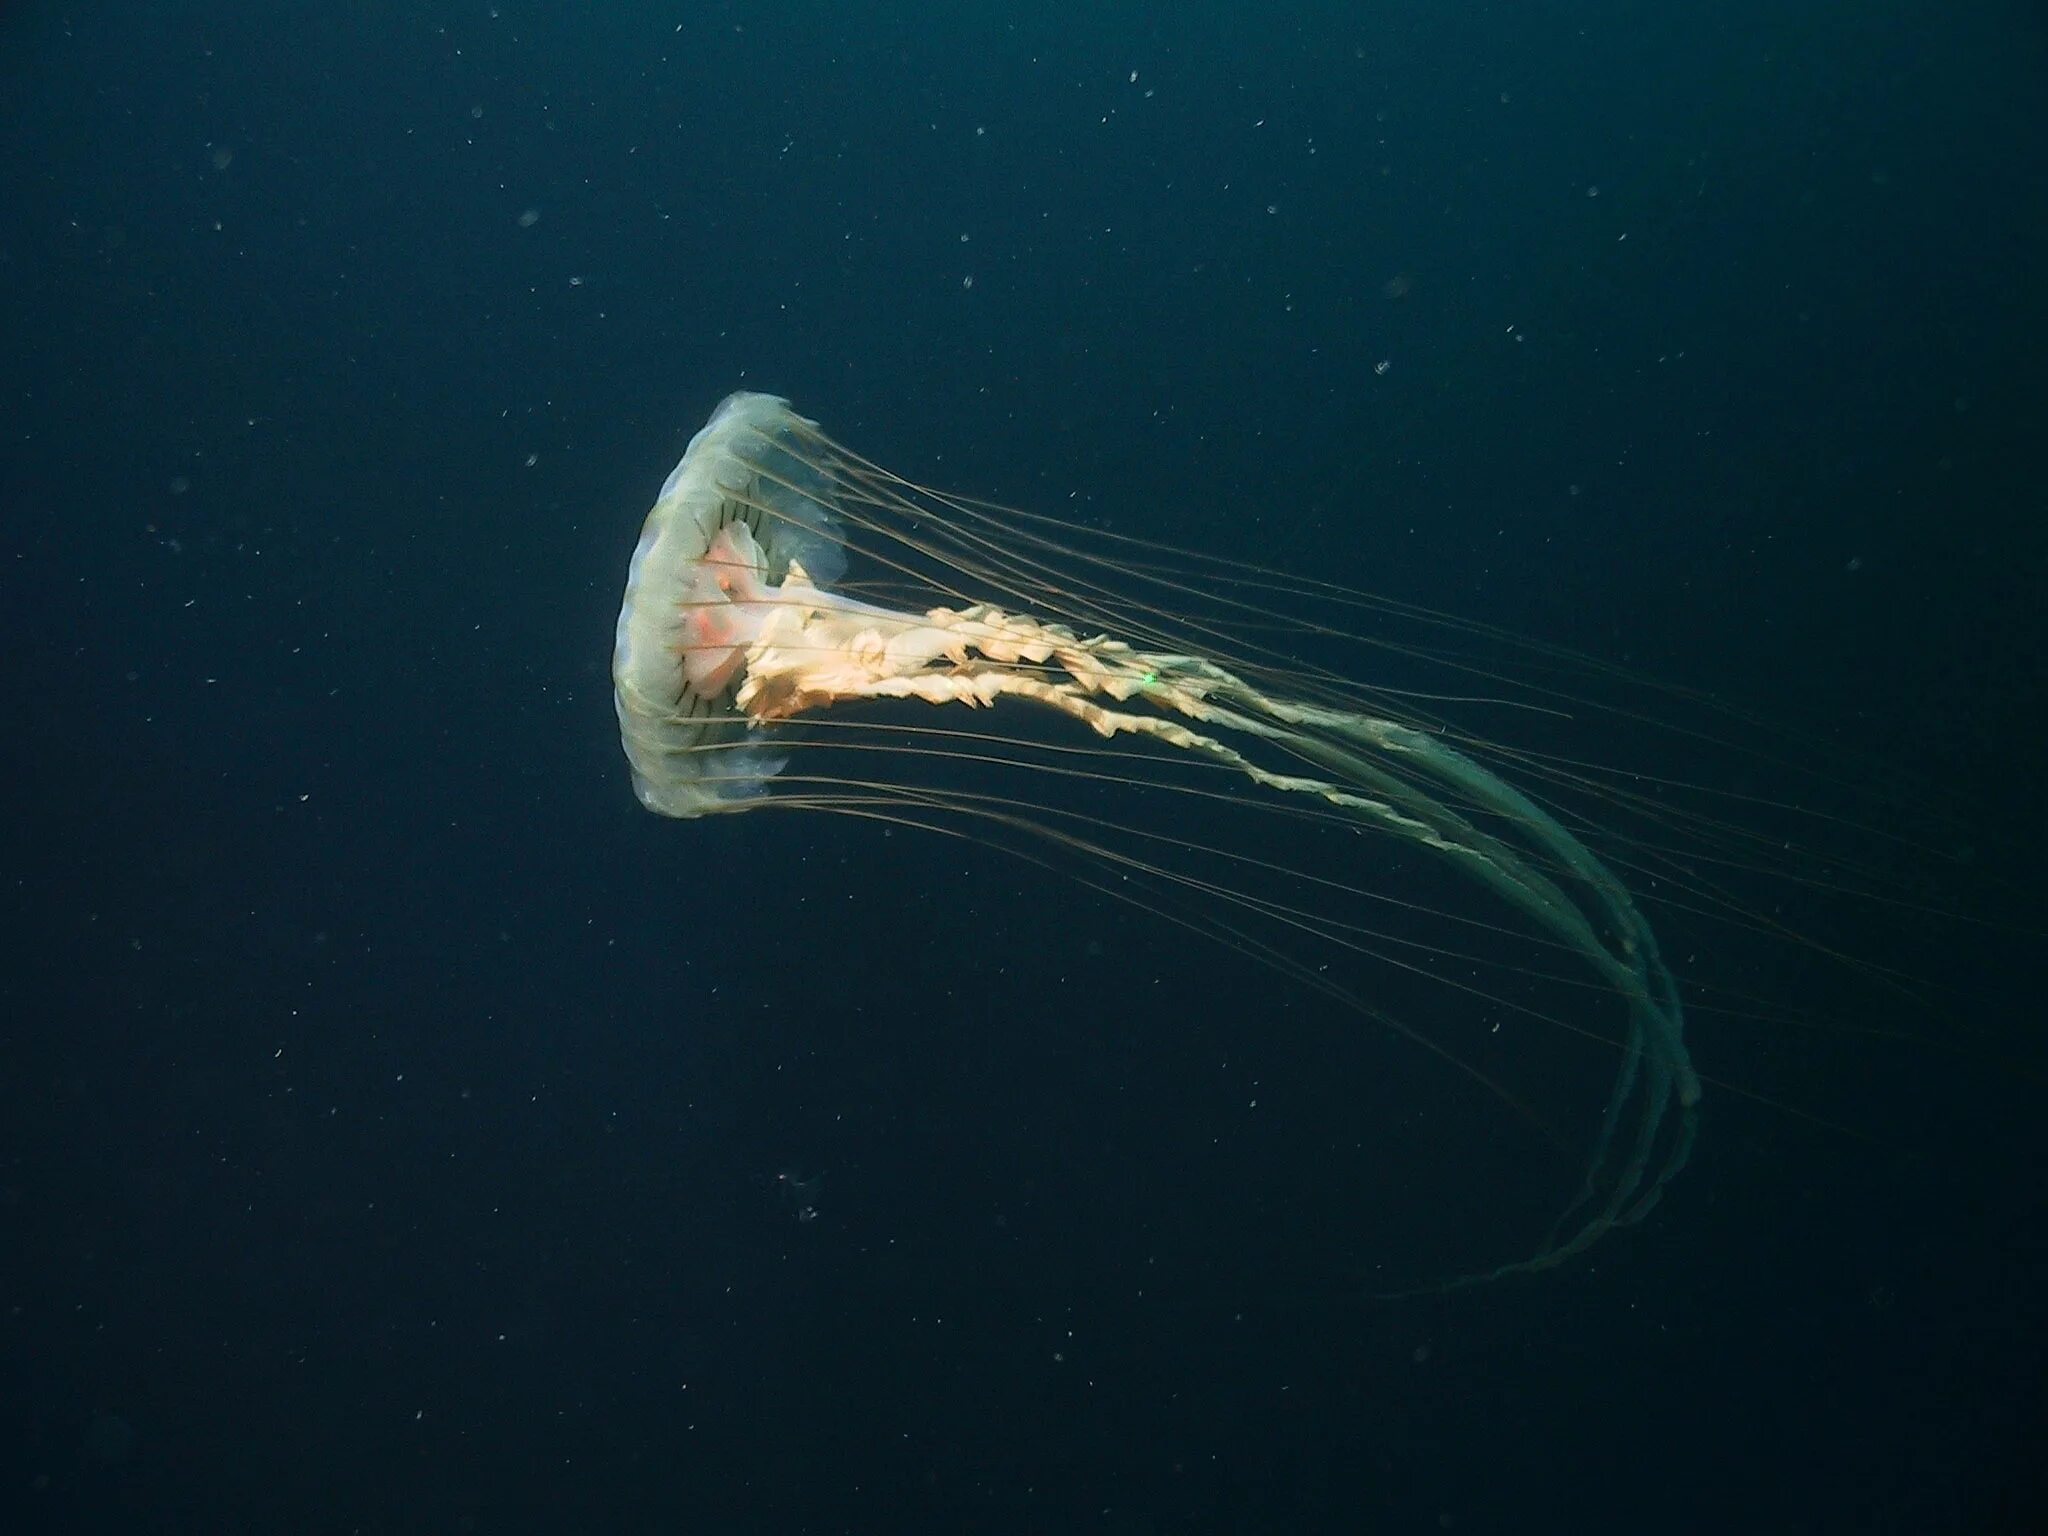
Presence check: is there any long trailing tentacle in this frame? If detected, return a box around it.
[732,568,1699,1274]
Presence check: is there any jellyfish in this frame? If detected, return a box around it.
[613,391,1702,1279]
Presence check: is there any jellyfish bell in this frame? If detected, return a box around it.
[612,393,847,816]
[612,390,1934,1282]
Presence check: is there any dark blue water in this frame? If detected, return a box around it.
[4,3,2043,1531]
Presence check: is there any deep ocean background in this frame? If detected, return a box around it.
[3,2,2044,1532]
